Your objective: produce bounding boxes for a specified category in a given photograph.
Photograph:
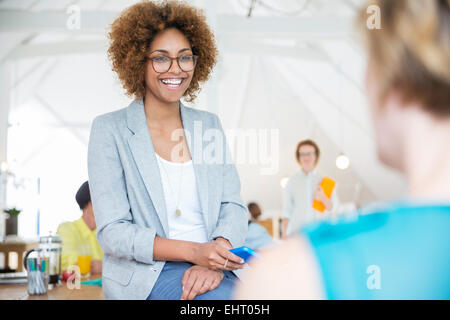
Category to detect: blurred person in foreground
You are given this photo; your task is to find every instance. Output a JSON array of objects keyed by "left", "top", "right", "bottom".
[
  {"left": 235, "top": 0, "right": 450, "bottom": 299},
  {"left": 57, "top": 181, "right": 103, "bottom": 274}
]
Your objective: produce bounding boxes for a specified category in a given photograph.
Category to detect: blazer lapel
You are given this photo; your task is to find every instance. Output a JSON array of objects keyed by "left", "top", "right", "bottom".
[
  {"left": 180, "top": 103, "right": 210, "bottom": 236},
  {"left": 127, "top": 99, "right": 169, "bottom": 237}
]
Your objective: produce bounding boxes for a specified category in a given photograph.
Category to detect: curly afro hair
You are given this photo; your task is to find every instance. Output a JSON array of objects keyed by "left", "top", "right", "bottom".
[{"left": 108, "top": 0, "right": 218, "bottom": 102}]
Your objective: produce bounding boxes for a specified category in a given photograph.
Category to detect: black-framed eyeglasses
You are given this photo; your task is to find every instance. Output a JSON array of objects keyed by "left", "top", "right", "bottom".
[{"left": 147, "top": 54, "right": 198, "bottom": 73}]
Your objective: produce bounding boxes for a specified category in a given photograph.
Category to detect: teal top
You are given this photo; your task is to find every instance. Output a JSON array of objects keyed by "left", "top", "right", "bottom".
[{"left": 300, "top": 203, "right": 450, "bottom": 300}]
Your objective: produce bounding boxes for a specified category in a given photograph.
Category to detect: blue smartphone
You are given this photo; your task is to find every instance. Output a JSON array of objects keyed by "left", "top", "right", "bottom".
[{"left": 229, "top": 246, "right": 260, "bottom": 263}]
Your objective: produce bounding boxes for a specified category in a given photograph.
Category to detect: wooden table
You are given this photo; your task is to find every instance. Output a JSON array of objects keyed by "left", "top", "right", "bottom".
[{"left": 0, "top": 275, "right": 104, "bottom": 300}]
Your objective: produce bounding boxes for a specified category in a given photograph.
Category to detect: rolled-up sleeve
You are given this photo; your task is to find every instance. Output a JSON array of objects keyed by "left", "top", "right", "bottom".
[
  {"left": 209, "top": 115, "right": 248, "bottom": 248},
  {"left": 88, "top": 116, "right": 156, "bottom": 265}
]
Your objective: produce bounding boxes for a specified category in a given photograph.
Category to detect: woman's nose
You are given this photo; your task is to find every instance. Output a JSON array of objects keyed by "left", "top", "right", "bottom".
[{"left": 168, "top": 59, "right": 182, "bottom": 74}]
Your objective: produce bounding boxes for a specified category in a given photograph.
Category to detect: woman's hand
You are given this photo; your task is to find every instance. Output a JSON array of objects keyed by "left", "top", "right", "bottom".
[
  {"left": 313, "top": 186, "right": 327, "bottom": 202},
  {"left": 191, "top": 240, "right": 245, "bottom": 271},
  {"left": 180, "top": 265, "right": 224, "bottom": 300},
  {"left": 214, "top": 237, "right": 232, "bottom": 250},
  {"left": 313, "top": 186, "right": 333, "bottom": 211}
]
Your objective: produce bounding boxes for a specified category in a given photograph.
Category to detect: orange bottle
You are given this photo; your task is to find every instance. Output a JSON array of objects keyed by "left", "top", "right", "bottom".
[{"left": 312, "top": 177, "right": 336, "bottom": 213}]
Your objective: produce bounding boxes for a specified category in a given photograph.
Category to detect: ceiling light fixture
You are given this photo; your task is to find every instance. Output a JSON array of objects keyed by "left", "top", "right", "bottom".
[{"left": 336, "top": 153, "right": 350, "bottom": 170}]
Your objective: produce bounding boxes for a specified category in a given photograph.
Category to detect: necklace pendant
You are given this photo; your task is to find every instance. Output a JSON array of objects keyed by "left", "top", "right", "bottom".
[{"left": 175, "top": 208, "right": 181, "bottom": 217}]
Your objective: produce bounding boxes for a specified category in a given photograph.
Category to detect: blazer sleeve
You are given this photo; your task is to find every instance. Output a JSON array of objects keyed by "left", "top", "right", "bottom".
[
  {"left": 87, "top": 116, "right": 157, "bottom": 265},
  {"left": 209, "top": 115, "right": 249, "bottom": 248}
]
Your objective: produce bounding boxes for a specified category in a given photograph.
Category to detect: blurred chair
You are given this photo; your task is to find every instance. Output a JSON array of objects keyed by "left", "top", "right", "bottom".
[{"left": 256, "top": 218, "right": 274, "bottom": 237}]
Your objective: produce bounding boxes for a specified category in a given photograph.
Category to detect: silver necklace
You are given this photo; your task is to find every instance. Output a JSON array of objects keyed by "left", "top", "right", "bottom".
[{"left": 157, "top": 155, "right": 183, "bottom": 217}]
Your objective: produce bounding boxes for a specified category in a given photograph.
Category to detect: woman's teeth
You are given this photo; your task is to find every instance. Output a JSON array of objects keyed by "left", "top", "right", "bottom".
[{"left": 161, "top": 79, "right": 183, "bottom": 86}]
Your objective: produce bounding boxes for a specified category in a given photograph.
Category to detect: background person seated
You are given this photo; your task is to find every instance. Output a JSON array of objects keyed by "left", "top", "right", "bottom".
[
  {"left": 57, "top": 181, "right": 103, "bottom": 274},
  {"left": 244, "top": 203, "right": 274, "bottom": 251}
]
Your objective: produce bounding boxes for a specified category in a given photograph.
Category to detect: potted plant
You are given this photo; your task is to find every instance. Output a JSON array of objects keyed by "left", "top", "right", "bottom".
[{"left": 4, "top": 207, "right": 21, "bottom": 236}]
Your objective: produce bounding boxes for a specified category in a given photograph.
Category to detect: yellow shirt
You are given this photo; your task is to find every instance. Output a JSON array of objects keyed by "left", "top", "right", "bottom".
[{"left": 56, "top": 218, "right": 104, "bottom": 271}]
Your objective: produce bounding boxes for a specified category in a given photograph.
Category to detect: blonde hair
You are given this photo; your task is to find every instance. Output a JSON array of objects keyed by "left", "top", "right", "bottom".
[{"left": 357, "top": 0, "right": 450, "bottom": 115}]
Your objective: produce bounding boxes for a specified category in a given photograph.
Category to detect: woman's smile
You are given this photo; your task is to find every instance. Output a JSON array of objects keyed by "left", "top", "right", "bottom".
[{"left": 159, "top": 77, "right": 186, "bottom": 90}]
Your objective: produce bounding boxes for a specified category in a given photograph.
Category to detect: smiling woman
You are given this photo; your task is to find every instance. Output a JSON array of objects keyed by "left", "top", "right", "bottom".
[
  {"left": 143, "top": 27, "right": 198, "bottom": 107},
  {"left": 107, "top": 0, "right": 217, "bottom": 102},
  {"left": 87, "top": 0, "right": 248, "bottom": 300}
]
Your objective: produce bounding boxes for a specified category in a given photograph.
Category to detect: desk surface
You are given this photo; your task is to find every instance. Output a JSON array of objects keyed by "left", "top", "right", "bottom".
[{"left": 0, "top": 275, "right": 104, "bottom": 300}]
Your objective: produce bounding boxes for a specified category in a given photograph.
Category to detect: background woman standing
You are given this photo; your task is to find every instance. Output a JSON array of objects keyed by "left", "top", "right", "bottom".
[{"left": 282, "top": 139, "right": 339, "bottom": 238}]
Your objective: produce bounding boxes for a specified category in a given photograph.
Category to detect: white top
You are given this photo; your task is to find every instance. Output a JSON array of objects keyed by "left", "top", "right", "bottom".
[
  {"left": 155, "top": 153, "right": 208, "bottom": 243},
  {"left": 282, "top": 170, "right": 339, "bottom": 236}
]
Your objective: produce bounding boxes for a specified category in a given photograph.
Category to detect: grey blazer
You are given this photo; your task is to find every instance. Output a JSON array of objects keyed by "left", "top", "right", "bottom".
[{"left": 87, "top": 99, "right": 248, "bottom": 300}]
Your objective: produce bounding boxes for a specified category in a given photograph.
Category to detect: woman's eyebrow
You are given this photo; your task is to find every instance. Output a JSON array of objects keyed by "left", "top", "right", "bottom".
[
  {"left": 150, "top": 49, "right": 169, "bottom": 54},
  {"left": 150, "top": 48, "right": 192, "bottom": 54}
]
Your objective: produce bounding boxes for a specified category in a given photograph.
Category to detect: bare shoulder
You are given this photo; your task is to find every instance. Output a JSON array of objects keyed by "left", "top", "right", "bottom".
[{"left": 234, "top": 235, "right": 325, "bottom": 300}]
